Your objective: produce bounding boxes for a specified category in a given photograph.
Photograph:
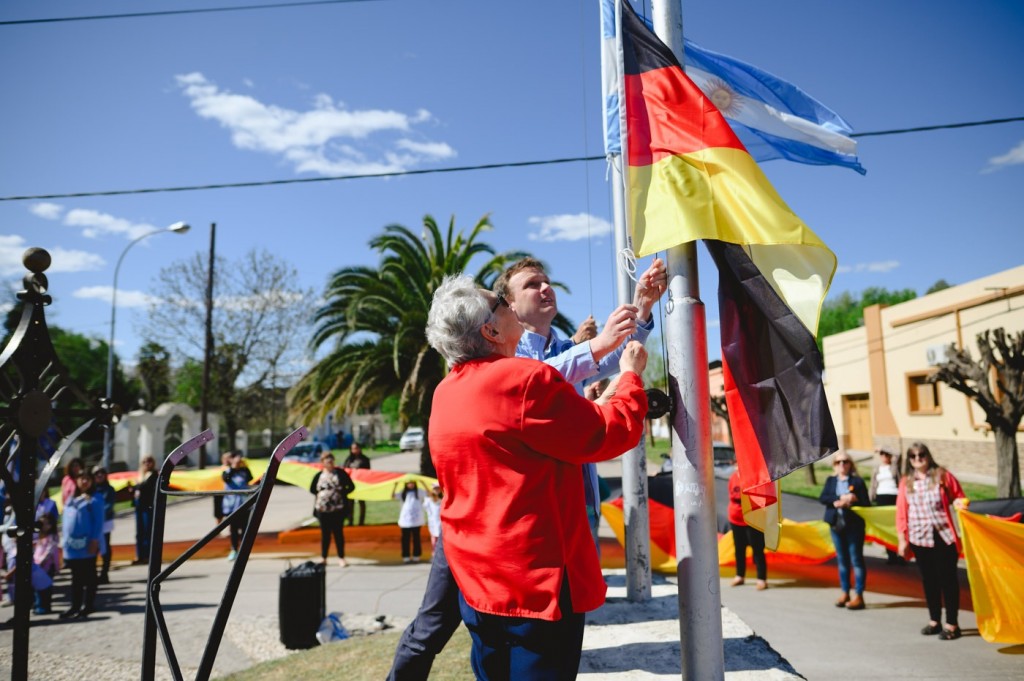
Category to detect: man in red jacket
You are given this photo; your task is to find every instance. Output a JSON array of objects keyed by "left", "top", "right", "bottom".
[{"left": 424, "top": 275, "right": 649, "bottom": 680}]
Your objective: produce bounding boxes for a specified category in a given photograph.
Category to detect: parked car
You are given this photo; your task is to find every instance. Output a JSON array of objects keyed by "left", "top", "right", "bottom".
[
  {"left": 399, "top": 427, "right": 425, "bottom": 452},
  {"left": 282, "top": 441, "right": 331, "bottom": 464},
  {"left": 658, "top": 442, "right": 736, "bottom": 478}
]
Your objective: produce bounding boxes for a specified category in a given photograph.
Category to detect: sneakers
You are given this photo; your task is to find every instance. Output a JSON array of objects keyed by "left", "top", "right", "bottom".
[
  {"left": 411, "top": 557, "right": 421, "bottom": 564},
  {"left": 845, "top": 594, "right": 865, "bottom": 610},
  {"left": 938, "top": 626, "right": 962, "bottom": 641},
  {"left": 337, "top": 558, "right": 348, "bottom": 568},
  {"left": 402, "top": 557, "right": 412, "bottom": 564},
  {"left": 59, "top": 608, "right": 80, "bottom": 620},
  {"left": 227, "top": 550, "right": 238, "bottom": 561}
]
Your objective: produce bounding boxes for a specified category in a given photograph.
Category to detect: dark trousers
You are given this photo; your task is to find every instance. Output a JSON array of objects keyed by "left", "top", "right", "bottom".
[
  {"left": 346, "top": 500, "right": 366, "bottom": 526},
  {"left": 34, "top": 587, "right": 53, "bottom": 613},
  {"left": 228, "top": 513, "right": 247, "bottom": 551},
  {"left": 731, "top": 522, "right": 767, "bottom": 581},
  {"left": 66, "top": 556, "right": 97, "bottom": 611},
  {"left": 318, "top": 510, "right": 346, "bottom": 559},
  {"left": 135, "top": 507, "right": 152, "bottom": 562},
  {"left": 100, "top": 531, "right": 112, "bottom": 578},
  {"left": 401, "top": 527, "right": 422, "bottom": 558},
  {"left": 387, "top": 536, "right": 462, "bottom": 681},
  {"left": 911, "top": 532, "right": 961, "bottom": 626},
  {"left": 459, "top": 574, "right": 584, "bottom": 681}
]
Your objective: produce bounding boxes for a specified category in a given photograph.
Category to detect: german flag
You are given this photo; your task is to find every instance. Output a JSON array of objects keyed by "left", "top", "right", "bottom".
[{"left": 618, "top": 0, "right": 837, "bottom": 543}]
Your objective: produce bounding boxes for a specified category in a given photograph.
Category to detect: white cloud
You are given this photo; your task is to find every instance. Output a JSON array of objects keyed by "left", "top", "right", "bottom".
[
  {"left": 982, "top": 140, "right": 1024, "bottom": 174},
  {"left": 526, "top": 213, "right": 613, "bottom": 242},
  {"left": 0, "top": 235, "right": 105, "bottom": 276},
  {"left": 30, "top": 202, "right": 65, "bottom": 220},
  {"left": 73, "top": 286, "right": 155, "bottom": 308},
  {"left": 63, "top": 208, "right": 161, "bottom": 240},
  {"left": 836, "top": 260, "right": 899, "bottom": 274},
  {"left": 175, "top": 72, "right": 454, "bottom": 176}
]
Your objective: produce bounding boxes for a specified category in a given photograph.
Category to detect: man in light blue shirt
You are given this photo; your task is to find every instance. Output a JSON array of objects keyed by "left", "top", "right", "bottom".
[{"left": 386, "top": 256, "right": 666, "bottom": 680}]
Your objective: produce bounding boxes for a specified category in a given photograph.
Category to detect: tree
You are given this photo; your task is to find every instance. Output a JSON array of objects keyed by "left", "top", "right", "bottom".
[
  {"left": 930, "top": 328, "right": 1023, "bottom": 498},
  {"left": 289, "top": 214, "right": 568, "bottom": 475},
  {"left": 136, "top": 341, "right": 172, "bottom": 409},
  {"left": 143, "top": 249, "right": 312, "bottom": 438},
  {"left": 817, "top": 287, "right": 918, "bottom": 352},
  {"left": 926, "top": 279, "right": 953, "bottom": 295}
]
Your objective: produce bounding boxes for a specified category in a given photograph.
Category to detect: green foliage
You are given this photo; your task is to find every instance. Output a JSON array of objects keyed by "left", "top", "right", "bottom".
[
  {"left": 926, "top": 279, "right": 953, "bottom": 294},
  {"left": 289, "top": 214, "right": 539, "bottom": 475},
  {"left": 818, "top": 286, "right": 918, "bottom": 352},
  {"left": 136, "top": 341, "right": 172, "bottom": 408}
]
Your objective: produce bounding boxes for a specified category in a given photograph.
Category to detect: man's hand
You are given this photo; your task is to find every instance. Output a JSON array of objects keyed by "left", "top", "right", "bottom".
[
  {"left": 633, "top": 257, "right": 668, "bottom": 321},
  {"left": 592, "top": 375, "right": 622, "bottom": 405},
  {"left": 619, "top": 340, "right": 648, "bottom": 376},
  {"left": 589, "top": 305, "right": 639, "bottom": 362},
  {"left": 572, "top": 315, "right": 598, "bottom": 345}
]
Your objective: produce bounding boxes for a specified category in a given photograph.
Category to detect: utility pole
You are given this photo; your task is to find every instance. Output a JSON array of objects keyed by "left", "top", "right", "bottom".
[{"left": 200, "top": 223, "right": 216, "bottom": 468}]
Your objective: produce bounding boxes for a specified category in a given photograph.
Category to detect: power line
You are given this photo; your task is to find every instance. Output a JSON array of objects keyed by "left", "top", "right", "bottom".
[
  {"left": 2, "top": 116, "right": 1022, "bottom": 202},
  {"left": 0, "top": 0, "right": 374, "bottom": 26},
  {"left": 850, "top": 116, "right": 1024, "bottom": 138}
]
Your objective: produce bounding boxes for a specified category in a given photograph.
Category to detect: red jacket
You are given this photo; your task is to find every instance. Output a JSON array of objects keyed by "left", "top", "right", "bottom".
[
  {"left": 727, "top": 470, "right": 745, "bottom": 526},
  {"left": 896, "top": 468, "right": 966, "bottom": 554},
  {"left": 430, "top": 355, "right": 647, "bottom": 621}
]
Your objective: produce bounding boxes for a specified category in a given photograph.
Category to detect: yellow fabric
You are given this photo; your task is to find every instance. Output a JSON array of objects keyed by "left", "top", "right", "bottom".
[
  {"left": 627, "top": 146, "right": 836, "bottom": 333},
  {"left": 348, "top": 473, "right": 439, "bottom": 501},
  {"left": 741, "top": 482, "right": 782, "bottom": 550},
  {"left": 960, "top": 509, "right": 1024, "bottom": 643},
  {"left": 718, "top": 519, "right": 835, "bottom": 566},
  {"left": 850, "top": 505, "right": 899, "bottom": 550}
]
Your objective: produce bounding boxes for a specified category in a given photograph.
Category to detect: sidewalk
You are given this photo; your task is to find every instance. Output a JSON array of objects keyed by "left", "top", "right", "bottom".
[{"left": 2, "top": 452, "right": 1016, "bottom": 680}]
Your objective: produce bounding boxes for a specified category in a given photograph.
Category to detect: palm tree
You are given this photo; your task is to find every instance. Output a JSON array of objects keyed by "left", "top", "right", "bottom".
[{"left": 289, "top": 214, "right": 572, "bottom": 475}]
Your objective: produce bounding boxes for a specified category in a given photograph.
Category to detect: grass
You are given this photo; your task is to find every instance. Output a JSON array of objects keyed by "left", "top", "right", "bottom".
[{"left": 216, "top": 628, "right": 475, "bottom": 681}]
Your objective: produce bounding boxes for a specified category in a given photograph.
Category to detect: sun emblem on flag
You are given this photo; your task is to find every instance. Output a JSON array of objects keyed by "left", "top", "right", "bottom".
[{"left": 701, "top": 77, "right": 742, "bottom": 117}]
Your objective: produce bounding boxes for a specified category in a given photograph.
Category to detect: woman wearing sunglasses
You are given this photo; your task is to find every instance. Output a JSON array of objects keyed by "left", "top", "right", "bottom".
[
  {"left": 896, "top": 442, "right": 969, "bottom": 641},
  {"left": 819, "top": 453, "right": 871, "bottom": 610}
]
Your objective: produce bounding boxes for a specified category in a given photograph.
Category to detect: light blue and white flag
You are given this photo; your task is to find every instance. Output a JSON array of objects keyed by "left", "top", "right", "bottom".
[{"left": 600, "top": 0, "right": 865, "bottom": 174}]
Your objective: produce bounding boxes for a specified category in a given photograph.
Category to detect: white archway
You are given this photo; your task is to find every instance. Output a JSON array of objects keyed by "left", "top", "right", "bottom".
[{"left": 113, "top": 403, "right": 220, "bottom": 469}]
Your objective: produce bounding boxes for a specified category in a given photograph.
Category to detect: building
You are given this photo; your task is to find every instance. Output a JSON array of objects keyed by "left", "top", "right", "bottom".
[{"left": 822, "top": 265, "right": 1024, "bottom": 478}]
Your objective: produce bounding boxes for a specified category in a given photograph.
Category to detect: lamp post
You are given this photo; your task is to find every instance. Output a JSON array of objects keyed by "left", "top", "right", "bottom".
[{"left": 102, "top": 221, "right": 191, "bottom": 471}]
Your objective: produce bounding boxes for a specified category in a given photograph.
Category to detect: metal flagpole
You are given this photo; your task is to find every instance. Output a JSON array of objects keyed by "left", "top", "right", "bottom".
[
  {"left": 605, "top": 0, "right": 652, "bottom": 604},
  {"left": 650, "top": 0, "right": 725, "bottom": 678}
]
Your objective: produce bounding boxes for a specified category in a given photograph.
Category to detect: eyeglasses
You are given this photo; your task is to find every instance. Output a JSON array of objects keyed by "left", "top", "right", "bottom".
[
  {"left": 908, "top": 453, "right": 927, "bottom": 461},
  {"left": 833, "top": 459, "right": 851, "bottom": 465},
  {"left": 490, "top": 294, "right": 509, "bottom": 314}
]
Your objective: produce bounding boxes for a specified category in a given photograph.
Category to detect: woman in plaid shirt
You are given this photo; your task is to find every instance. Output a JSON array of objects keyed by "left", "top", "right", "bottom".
[{"left": 896, "top": 442, "right": 969, "bottom": 641}]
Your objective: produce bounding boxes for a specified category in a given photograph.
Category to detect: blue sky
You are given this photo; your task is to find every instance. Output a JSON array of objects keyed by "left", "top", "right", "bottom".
[{"left": 2, "top": 0, "right": 1022, "bottom": 378}]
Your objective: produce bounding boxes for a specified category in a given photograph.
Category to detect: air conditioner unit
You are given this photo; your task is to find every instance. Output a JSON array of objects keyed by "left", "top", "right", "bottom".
[{"left": 925, "top": 344, "right": 952, "bottom": 366}]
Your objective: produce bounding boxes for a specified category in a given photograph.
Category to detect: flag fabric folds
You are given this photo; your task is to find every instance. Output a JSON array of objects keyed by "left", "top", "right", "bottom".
[
  {"left": 615, "top": 0, "right": 838, "bottom": 542},
  {"left": 960, "top": 509, "right": 1024, "bottom": 643},
  {"left": 601, "top": 0, "right": 863, "bottom": 174}
]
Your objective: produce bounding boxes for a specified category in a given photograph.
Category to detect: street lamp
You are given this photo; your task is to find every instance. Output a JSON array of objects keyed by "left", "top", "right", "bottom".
[{"left": 102, "top": 221, "right": 191, "bottom": 470}]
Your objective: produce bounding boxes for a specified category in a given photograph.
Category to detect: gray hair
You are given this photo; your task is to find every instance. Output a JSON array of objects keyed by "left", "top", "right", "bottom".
[{"left": 426, "top": 275, "right": 493, "bottom": 366}]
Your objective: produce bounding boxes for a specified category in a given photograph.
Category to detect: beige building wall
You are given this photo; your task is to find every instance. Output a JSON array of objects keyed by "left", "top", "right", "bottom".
[{"left": 823, "top": 265, "right": 1024, "bottom": 479}]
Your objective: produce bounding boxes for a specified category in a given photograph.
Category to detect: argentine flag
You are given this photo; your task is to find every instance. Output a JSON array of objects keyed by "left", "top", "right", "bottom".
[{"left": 602, "top": 0, "right": 865, "bottom": 174}]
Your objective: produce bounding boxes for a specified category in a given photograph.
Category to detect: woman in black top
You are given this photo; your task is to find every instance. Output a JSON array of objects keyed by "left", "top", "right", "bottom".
[
  {"left": 819, "top": 453, "right": 871, "bottom": 610},
  {"left": 310, "top": 451, "right": 355, "bottom": 567}
]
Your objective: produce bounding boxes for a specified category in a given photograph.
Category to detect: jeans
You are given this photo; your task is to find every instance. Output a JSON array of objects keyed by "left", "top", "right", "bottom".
[
  {"left": 830, "top": 523, "right": 866, "bottom": 595},
  {"left": 135, "top": 507, "right": 152, "bottom": 562},
  {"left": 458, "top": 574, "right": 584, "bottom": 681},
  {"left": 387, "top": 536, "right": 462, "bottom": 681}
]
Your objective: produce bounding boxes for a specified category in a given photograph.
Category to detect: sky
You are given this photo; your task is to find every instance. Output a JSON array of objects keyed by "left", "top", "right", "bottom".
[{"left": 2, "top": 0, "right": 1022, "bottom": 384}]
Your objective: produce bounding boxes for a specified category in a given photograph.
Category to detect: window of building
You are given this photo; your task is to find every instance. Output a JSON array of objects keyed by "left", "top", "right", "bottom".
[{"left": 906, "top": 371, "right": 941, "bottom": 415}]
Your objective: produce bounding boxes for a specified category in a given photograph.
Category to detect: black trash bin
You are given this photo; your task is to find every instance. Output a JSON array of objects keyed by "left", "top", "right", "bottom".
[{"left": 279, "top": 560, "right": 326, "bottom": 649}]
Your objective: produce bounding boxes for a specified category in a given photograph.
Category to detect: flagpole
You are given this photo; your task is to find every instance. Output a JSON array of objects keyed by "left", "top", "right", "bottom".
[
  {"left": 611, "top": 157, "right": 653, "bottom": 603},
  {"left": 603, "top": 0, "right": 652, "bottom": 603},
  {"left": 651, "top": 0, "right": 726, "bottom": 678}
]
